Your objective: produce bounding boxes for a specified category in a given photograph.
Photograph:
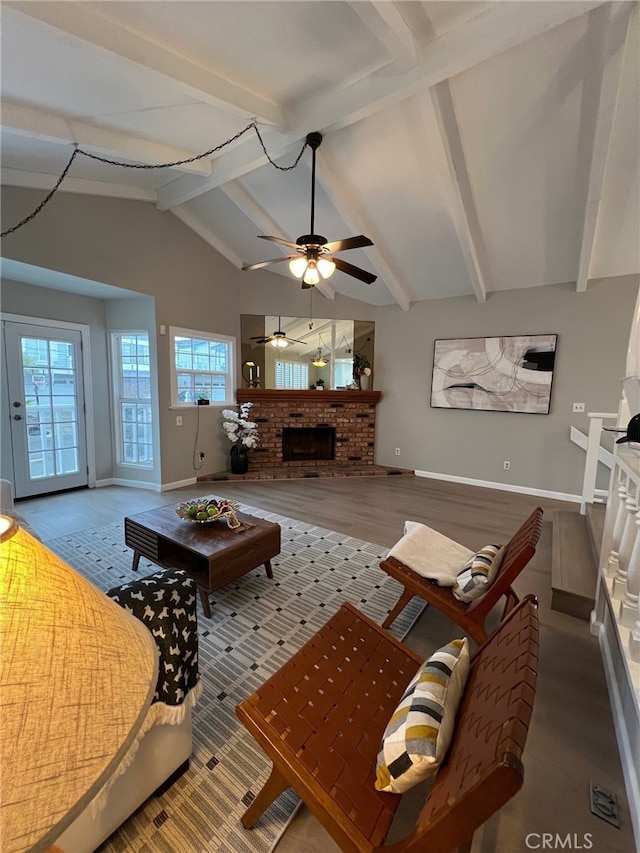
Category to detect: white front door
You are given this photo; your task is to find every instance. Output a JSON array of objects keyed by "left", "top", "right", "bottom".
[{"left": 4, "top": 321, "right": 89, "bottom": 498}]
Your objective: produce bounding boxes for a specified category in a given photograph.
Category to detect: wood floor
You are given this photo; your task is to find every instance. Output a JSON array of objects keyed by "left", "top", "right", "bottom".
[{"left": 16, "top": 477, "right": 636, "bottom": 853}]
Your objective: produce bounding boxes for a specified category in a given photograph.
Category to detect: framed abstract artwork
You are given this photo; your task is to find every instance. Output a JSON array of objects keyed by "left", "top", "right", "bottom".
[{"left": 431, "top": 334, "right": 557, "bottom": 414}]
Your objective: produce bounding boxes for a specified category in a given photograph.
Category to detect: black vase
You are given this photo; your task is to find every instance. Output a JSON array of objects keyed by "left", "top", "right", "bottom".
[{"left": 230, "top": 445, "right": 249, "bottom": 475}]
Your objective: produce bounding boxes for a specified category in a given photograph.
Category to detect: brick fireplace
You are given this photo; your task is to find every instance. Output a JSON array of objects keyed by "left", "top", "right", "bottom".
[{"left": 236, "top": 389, "right": 382, "bottom": 470}]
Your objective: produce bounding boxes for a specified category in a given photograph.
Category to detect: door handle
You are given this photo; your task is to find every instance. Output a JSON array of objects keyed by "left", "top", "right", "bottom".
[{"left": 13, "top": 414, "right": 23, "bottom": 420}]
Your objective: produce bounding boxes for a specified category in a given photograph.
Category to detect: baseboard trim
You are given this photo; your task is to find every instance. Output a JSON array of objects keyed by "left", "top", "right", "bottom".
[
  {"left": 95, "top": 478, "right": 162, "bottom": 492},
  {"left": 161, "top": 477, "right": 198, "bottom": 492},
  {"left": 414, "top": 470, "right": 581, "bottom": 504}
]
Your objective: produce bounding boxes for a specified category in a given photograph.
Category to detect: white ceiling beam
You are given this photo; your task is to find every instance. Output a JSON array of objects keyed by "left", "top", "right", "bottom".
[
  {"left": 156, "top": 135, "right": 304, "bottom": 210},
  {"left": 316, "top": 151, "right": 411, "bottom": 311},
  {"left": 576, "top": 2, "right": 635, "bottom": 292},
  {"left": 221, "top": 182, "right": 335, "bottom": 300},
  {"left": 0, "top": 168, "right": 156, "bottom": 202},
  {"left": 170, "top": 207, "right": 244, "bottom": 271},
  {"left": 292, "top": 0, "right": 607, "bottom": 134},
  {"left": 161, "top": 0, "right": 607, "bottom": 210},
  {"left": 430, "top": 82, "right": 488, "bottom": 304},
  {"left": 7, "top": 2, "right": 284, "bottom": 127},
  {"left": 347, "top": 1, "right": 418, "bottom": 71},
  {"left": 2, "top": 102, "right": 211, "bottom": 176}
]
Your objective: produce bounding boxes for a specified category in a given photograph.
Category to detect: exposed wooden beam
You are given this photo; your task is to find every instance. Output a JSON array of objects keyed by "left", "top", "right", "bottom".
[
  {"left": 162, "top": 0, "right": 607, "bottom": 210},
  {"left": 0, "top": 168, "right": 156, "bottom": 202},
  {"left": 347, "top": 1, "right": 418, "bottom": 71},
  {"left": 6, "top": 2, "right": 284, "bottom": 127},
  {"left": 316, "top": 151, "right": 411, "bottom": 311},
  {"left": 430, "top": 82, "right": 488, "bottom": 304},
  {"left": 156, "top": 135, "right": 304, "bottom": 210},
  {"left": 293, "top": 1, "right": 606, "bottom": 134},
  {"left": 221, "top": 182, "right": 335, "bottom": 300},
  {"left": 2, "top": 102, "right": 212, "bottom": 176},
  {"left": 576, "top": 3, "right": 635, "bottom": 292}
]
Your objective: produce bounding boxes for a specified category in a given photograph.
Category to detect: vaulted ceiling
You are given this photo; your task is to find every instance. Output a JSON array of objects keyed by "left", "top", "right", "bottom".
[{"left": 1, "top": 1, "right": 638, "bottom": 309}]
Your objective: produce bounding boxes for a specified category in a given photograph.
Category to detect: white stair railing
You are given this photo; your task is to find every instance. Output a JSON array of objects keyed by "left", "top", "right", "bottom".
[{"left": 574, "top": 412, "right": 617, "bottom": 514}]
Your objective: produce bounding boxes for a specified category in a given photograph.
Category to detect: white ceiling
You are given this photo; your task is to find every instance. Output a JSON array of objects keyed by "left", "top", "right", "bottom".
[{"left": 1, "top": 1, "right": 638, "bottom": 309}]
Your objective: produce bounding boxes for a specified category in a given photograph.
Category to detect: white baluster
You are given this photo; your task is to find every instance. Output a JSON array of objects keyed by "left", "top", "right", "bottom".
[
  {"left": 607, "top": 474, "right": 629, "bottom": 577},
  {"left": 619, "top": 509, "right": 640, "bottom": 627},
  {"left": 612, "top": 486, "right": 639, "bottom": 599},
  {"left": 629, "top": 598, "right": 640, "bottom": 663}
]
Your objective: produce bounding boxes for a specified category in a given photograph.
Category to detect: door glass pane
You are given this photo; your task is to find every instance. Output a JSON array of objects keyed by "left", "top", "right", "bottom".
[{"left": 21, "top": 335, "right": 80, "bottom": 478}]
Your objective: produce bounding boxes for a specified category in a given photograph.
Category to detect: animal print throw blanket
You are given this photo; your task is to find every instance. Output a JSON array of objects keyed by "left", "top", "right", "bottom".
[{"left": 107, "top": 568, "right": 201, "bottom": 723}]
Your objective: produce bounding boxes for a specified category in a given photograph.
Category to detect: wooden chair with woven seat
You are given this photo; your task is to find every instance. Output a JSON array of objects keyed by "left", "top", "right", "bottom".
[
  {"left": 237, "top": 595, "right": 539, "bottom": 853},
  {"left": 380, "top": 506, "right": 543, "bottom": 645}
]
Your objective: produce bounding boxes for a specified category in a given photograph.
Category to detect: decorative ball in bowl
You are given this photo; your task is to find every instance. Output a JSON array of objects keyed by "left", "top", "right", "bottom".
[{"left": 175, "top": 497, "right": 241, "bottom": 528}]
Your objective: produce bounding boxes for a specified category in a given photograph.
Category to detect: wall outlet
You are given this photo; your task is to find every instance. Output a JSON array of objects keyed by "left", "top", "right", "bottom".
[
  {"left": 395, "top": 448, "right": 400, "bottom": 456},
  {"left": 503, "top": 460, "right": 511, "bottom": 470},
  {"left": 199, "top": 452, "right": 205, "bottom": 460},
  {"left": 572, "top": 402, "right": 585, "bottom": 413},
  {"left": 176, "top": 415, "right": 183, "bottom": 426}
]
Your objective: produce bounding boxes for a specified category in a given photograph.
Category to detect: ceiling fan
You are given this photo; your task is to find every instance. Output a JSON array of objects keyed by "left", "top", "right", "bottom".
[
  {"left": 250, "top": 317, "right": 306, "bottom": 348},
  {"left": 242, "top": 132, "right": 377, "bottom": 288}
]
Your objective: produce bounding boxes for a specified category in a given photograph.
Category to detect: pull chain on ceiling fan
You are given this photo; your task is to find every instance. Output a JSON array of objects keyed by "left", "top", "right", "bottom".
[{"left": 242, "top": 132, "right": 377, "bottom": 288}]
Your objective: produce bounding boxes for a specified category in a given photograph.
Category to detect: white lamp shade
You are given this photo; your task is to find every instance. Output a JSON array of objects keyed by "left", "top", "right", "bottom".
[
  {"left": 0, "top": 518, "right": 158, "bottom": 853},
  {"left": 303, "top": 265, "right": 320, "bottom": 285},
  {"left": 288, "top": 256, "right": 308, "bottom": 278},
  {"left": 316, "top": 258, "right": 336, "bottom": 279}
]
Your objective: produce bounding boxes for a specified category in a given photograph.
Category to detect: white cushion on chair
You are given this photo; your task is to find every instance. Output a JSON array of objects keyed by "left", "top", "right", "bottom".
[{"left": 387, "top": 521, "right": 473, "bottom": 586}]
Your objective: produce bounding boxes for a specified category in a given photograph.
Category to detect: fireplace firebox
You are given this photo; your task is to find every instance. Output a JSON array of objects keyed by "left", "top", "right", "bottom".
[{"left": 282, "top": 427, "right": 336, "bottom": 462}]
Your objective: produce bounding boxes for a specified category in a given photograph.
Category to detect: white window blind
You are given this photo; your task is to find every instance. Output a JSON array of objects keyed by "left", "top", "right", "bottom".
[{"left": 275, "top": 360, "right": 309, "bottom": 390}]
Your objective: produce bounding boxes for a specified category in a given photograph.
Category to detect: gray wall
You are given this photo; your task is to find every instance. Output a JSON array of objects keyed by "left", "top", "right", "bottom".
[
  {"left": 1, "top": 187, "right": 375, "bottom": 485},
  {"left": 3, "top": 186, "right": 636, "bottom": 496},
  {"left": 374, "top": 276, "right": 639, "bottom": 497},
  {"left": 0, "top": 279, "right": 113, "bottom": 482}
]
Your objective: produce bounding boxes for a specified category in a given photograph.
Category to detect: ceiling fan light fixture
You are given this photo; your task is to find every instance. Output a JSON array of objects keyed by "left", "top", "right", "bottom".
[
  {"left": 289, "top": 256, "right": 308, "bottom": 278},
  {"left": 317, "top": 257, "right": 336, "bottom": 279},
  {"left": 270, "top": 335, "right": 288, "bottom": 348},
  {"left": 303, "top": 261, "right": 320, "bottom": 286}
]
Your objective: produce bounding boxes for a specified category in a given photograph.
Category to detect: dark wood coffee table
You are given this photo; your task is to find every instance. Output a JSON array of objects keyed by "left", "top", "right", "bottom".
[{"left": 124, "top": 503, "right": 281, "bottom": 618}]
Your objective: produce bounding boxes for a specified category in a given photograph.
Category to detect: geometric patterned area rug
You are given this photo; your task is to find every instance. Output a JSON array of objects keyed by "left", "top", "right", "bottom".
[{"left": 45, "top": 502, "right": 425, "bottom": 853}]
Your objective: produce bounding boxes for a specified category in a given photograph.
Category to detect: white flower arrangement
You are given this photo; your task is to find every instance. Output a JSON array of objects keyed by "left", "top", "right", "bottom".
[{"left": 221, "top": 402, "right": 258, "bottom": 450}]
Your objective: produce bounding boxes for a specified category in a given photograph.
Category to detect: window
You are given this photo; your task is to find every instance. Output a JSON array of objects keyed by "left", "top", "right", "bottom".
[
  {"left": 276, "top": 360, "right": 309, "bottom": 390},
  {"left": 334, "top": 358, "right": 353, "bottom": 389},
  {"left": 110, "top": 332, "right": 153, "bottom": 467},
  {"left": 170, "top": 327, "right": 234, "bottom": 406}
]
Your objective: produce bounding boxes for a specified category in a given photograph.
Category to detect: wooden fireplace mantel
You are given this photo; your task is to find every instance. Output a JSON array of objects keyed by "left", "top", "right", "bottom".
[{"left": 236, "top": 389, "right": 381, "bottom": 404}]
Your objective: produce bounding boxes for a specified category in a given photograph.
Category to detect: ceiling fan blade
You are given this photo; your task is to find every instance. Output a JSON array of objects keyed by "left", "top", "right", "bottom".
[
  {"left": 332, "top": 256, "right": 377, "bottom": 284},
  {"left": 242, "top": 255, "right": 296, "bottom": 272},
  {"left": 257, "top": 235, "right": 300, "bottom": 249},
  {"left": 323, "top": 235, "right": 373, "bottom": 253}
]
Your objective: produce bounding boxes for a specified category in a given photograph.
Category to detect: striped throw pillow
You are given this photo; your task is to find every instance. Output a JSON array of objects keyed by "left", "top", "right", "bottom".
[
  {"left": 452, "top": 544, "right": 504, "bottom": 603},
  {"left": 374, "top": 637, "right": 470, "bottom": 794}
]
